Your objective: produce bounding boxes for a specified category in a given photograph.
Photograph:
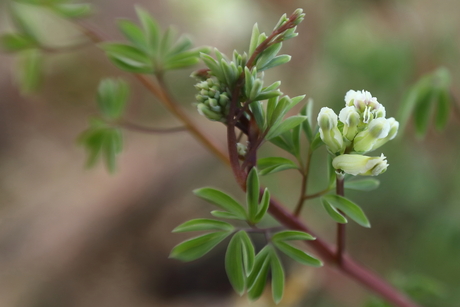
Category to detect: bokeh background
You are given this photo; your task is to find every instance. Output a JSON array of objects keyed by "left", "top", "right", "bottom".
[{"left": 0, "top": 0, "right": 459, "bottom": 306}]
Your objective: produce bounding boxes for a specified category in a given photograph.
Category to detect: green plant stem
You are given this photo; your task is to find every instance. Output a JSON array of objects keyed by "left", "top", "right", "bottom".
[
  {"left": 336, "top": 175, "right": 346, "bottom": 265},
  {"left": 303, "top": 188, "right": 332, "bottom": 200},
  {"left": 69, "top": 20, "right": 421, "bottom": 307},
  {"left": 115, "top": 120, "right": 187, "bottom": 134},
  {"left": 293, "top": 148, "right": 313, "bottom": 216}
]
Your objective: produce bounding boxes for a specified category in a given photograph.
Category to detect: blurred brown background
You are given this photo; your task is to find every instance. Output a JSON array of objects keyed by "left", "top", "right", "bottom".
[{"left": 0, "top": 0, "right": 459, "bottom": 306}]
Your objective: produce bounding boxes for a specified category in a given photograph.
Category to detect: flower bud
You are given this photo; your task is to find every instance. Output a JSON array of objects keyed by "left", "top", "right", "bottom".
[
  {"left": 353, "top": 118, "right": 390, "bottom": 153},
  {"left": 332, "top": 153, "right": 389, "bottom": 176},
  {"left": 371, "top": 117, "right": 399, "bottom": 151},
  {"left": 318, "top": 107, "right": 344, "bottom": 154},
  {"left": 339, "top": 106, "right": 360, "bottom": 141}
]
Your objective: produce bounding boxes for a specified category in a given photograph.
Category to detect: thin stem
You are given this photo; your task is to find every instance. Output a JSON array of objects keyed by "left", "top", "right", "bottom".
[
  {"left": 293, "top": 148, "right": 313, "bottom": 216},
  {"left": 115, "top": 120, "right": 187, "bottom": 134},
  {"left": 303, "top": 187, "right": 332, "bottom": 200},
  {"left": 336, "top": 174, "right": 346, "bottom": 265}
]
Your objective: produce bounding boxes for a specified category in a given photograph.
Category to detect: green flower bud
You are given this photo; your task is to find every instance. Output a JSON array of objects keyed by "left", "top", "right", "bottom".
[
  {"left": 371, "top": 117, "right": 399, "bottom": 151},
  {"left": 353, "top": 118, "right": 390, "bottom": 153},
  {"left": 318, "top": 107, "right": 344, "bottom": 154},
  {"left": 197, "top": 103, "right": 222, "bottom": 121},
  {"left": 194, "top": 77, "right": 231, "bottom": 122},
  {"left": 237, "top": 143, "right": 247, "bottom": 156},
  {"left": 333, "top": 154, "right": 389, "bottom": 176}
]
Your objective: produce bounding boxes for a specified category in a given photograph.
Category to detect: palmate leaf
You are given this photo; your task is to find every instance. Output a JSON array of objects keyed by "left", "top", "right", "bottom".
[
  {"left": 101, "top": 43, "right": 154, "bottom": 73},
  {"left": 169, "top": 231, "right": 231, "bottom": 262},
  {"left": 78, "top": 120, "right": 123, "bottom": 173}
]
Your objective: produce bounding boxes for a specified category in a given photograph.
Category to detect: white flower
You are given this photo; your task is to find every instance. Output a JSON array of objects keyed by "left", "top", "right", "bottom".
[
  {"left": 344, "top": 89, "right": 381, "bottom": 113},
  {"left": 332, "top": 154, "right": 389, "bottom": 176},
  {"left": 353, "top": 118, "right": 391, "bottom": 153},
  {"left": 339, "top": 106, "right": 360, "bottom": 141},
  {"left": 317, "top": 107, "right": 344, "bottom": 154}
]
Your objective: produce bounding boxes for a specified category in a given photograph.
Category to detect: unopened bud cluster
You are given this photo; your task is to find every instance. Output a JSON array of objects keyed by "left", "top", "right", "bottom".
[
  {"left": 318, "top": 90, "right": 399, "bottom": 176},
  {"left": 194, "top": 78, "right": 231, "bottom": 122}
]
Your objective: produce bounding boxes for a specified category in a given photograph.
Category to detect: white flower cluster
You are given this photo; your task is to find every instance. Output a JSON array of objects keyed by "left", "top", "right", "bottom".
[{"left": 317, "top": 90, "right": 399, "bottom": 176}]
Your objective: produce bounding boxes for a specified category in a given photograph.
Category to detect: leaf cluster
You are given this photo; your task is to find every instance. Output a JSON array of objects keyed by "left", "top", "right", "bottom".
[{"left": 101, "top": 6, "right": 210, "bottom": 74}]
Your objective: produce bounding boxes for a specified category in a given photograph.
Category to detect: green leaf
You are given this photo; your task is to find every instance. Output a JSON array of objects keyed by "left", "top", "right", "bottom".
[
  {"left": 256, "top": 42, "right": 282, "bottom": 71},
  {"left": 247, "top": 246, "right": 271, "bottom": 301},
  {"left": 273, "top": 241, "right": 322, "bottom": 267},
  {"left": 239, "top": 231, "right": 255, "bottom": 275},
  {"left": 322, "top": 199, "right": 348, "bottom": 224},
  {"left": 249, "top": 101, "right": 265, "bottom": 130},
  {"left": 210, "top": 210, "right": 246, "bottom": 221},
  {"left": 321, "top": 194, "right": 371, "bottom": 228},
  {"left": 194, "top": 188, "right": 247, "bottom": 219},
  {"left": 258, "top": 54, "right": 291, "bottom": 71},
  {"left": 246, "top": 168, "right": 260, "bottom": 222},
  {"left": 254, "top": 188, "right": 270, "bottom": 223},
  {"left": 225, "top": 232, "right": 246, "bottom": 295},
  {"left": 344, "top": 178, "right": 380, "bottom": 191},
  {"left": 310, "top": 131, "right": 324, "bottom": 151},
  {"left": 103, "top": 128, "right": 123, "bottom": 172},
  {"left": 169, "top": 231, "right": 231, "bottom": 262},
  {"left": 16, "top": 49, "right": 43, "bottom": 94},
  {"left": 9, "top": 2, "right": 40, "bottom": 42},
  {"left": 167, "top": 35, "right": 193, "bottom": 56},
  {"left": 117, "top": 19, "right": 148, "bottom": 52},
  {"left": 200, "top": 53, "right": 225, "bottom": 82},
  {"left": 159, "top": 26, "right": 177, "bottom": 57},
  {"left": 266, "top": 115, "right": 307, "bottom": 140},
  {"left": 291, "top": 122, "right": 301, "bottom": 158},
  {"left": 164, "top": 56, "right": 200, "bottom": 70},
  {"left": 300, "top": 99, "right": 314, "bottom": 142},
  {"left": 248, "top": 23, "right": 260, "bottom": 56},
  {"left": 269, "top": 136, "right": 295, "bottom": 155},
  {"left": 413, "top": 87, "right": 435, "bottom": 137},
  {"left": 327, "top": 155, "right": 336, "bottom": 188},
  {"left": 172, "top": 219, "right": 234, "bottom": 233},
  {"left": 0, "top": 33, "right": 37, "bottom": 52},
  {"left": 101, "top": 43, "right": 154, "bottom": 73},
  {"left": 53, "top": 3, "right": 93, "bottom": 19},
  {"left": 135, "top": 6, "right": 161, "bottom": 55},
  {"left": 272, "top": 230, "right": 315, "bottom": 242},
  {"left": 257, "top": 156, "right": 298, "bottom": 176},
  {"left": 435, "top": 89, "right": 451, "bottom": 131},
  {"left": 270, "top": 249, "right": 285, "bottom": 304},
  {"left": 97, "top": 78, "right": 129, "bottom": 120}
]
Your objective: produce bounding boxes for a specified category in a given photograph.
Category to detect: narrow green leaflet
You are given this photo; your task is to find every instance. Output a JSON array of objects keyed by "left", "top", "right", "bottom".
[
  {"left": 310, "top": 131, "right": 324, "bottom": 151},
  {"left": 16, "top": 49, "right": 43, "bottom": 94},
  {"left": 248, "top": 23, "right": 260, "bottom": 57},
  {"left": 97, "top": 78, "right": 129, "bottom": 120},
  {"left": 344, "top": 178, "right": 380, "bottom": 191},
  {"left": 193, "top": 188, "right": 247, "bottom": 219},
  {"left": 273, "top": 241, "right": 322, "bottom": 267},
  {"left": 259, "top": 54, "right": 291, "bottom": 72},
  {"left": 246, "top": 168, "right": 260, "bottom": 222},
  {"left": 52, "top": 3, "right": 93, "bottom": 19},
  {"left": 247, "top": 246, "right": 271, "bottom": 301},
  {"left": 117, "top": 19, "right": 148, "bottom": 52},
  {"left": 135, "top": 6, "right": 161, "bottom": 55},
  {"left": 169, "top": 231, "right": 231, "bottom": 262},
  {"left": 300, "top": 99, "right": 314, "bottom": 142},
  {"left": 435, "top": 89, "right": 451, "bottom": 131},
  {"left": 0, "top": 33, "right": 37, "bottom": 52},
  {"left": 265, "top": 115, "right": 307, "bottom": 140},
  {"left": 271, "top": 230, "right": 315, "bottom": 242},
  {"left": 270, "top": 248, "right": 285, "bottom": 304},
  {"left": 254, "top": 188, "right": 270, "bottom": 223},
  {"left": 321, "top": 194, "right": 371, "bottom": 228},
  {"left": 225, "top": 232, "right": 246, "bottom": 295},
  {"left": 322, "top": 199, "right": 348, "bottom": 224},
  {"left": 239, "top": 231, "right": 255, "bottom": 275},
  {"left": 172, "top": 219, "right": 234, "bottom": 233},
  {"left": 269, "top": 136, "right": 296, "bottom": 156},
  {"left": 327, "top": 155, "right": 336, "bottom": 188},
  {"left": 210, "top": 211, "right": 245, "bottom": 220},
  {"left": 101, "top": 43, "right": 154, "bottom": 73},
  {"left": 257, "top": 157, "right": 298, "bottom": 176},
  {"left": 413, "top": 87, "right": 434, "bottom": 137}
]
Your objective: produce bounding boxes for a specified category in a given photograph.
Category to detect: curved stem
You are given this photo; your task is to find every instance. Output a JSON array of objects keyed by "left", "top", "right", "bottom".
[{"left": 293, "top": 148, "right": 313, "bottom": 216}]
